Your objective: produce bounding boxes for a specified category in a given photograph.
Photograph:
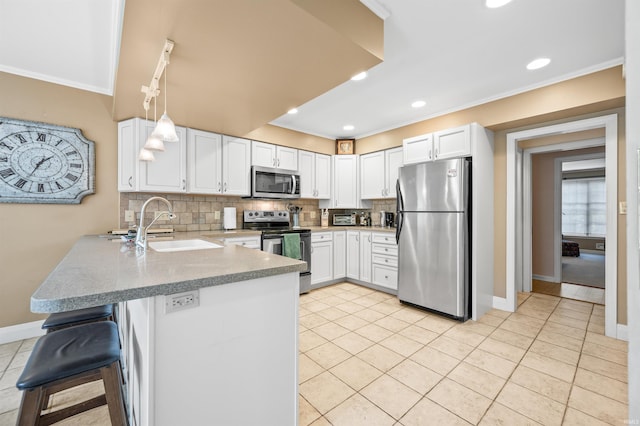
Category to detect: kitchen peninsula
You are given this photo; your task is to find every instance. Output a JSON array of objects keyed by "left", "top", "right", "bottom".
[{"left": 30, "top": 233, "right": 307, "bottom": 426}]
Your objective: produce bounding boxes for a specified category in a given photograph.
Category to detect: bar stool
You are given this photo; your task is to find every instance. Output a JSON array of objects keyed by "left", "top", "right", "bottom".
[
  {"left": 16, "top": 321, "right": 128, "bottom": 426},
  {"left": 41, "top": 304, "right": 114, "bottom": 333}
]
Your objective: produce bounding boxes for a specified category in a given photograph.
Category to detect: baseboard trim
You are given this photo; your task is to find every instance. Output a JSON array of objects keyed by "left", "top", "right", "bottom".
[
  {"left": 617, "top": 323, "right": 628, "bottom": 341},
  {"left": 492, "top": 296, "right": 513, "bottom": 312},
  {"left": 532, "top": 274, "right": 557, "bottom": 283},
  {"left": 0, "top": 320, "right": 45, "bottom": 345}
]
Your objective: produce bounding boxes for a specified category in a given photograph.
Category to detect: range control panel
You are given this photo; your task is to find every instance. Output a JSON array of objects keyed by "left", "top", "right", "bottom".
[{"left": 243, "top": 210, "right": 290, "bottom": 223}]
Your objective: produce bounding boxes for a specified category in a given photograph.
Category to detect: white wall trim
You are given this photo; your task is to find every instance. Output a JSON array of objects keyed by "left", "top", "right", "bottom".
[
  {"left": 616, "top": 324, "right": 629, "bottom": 342},
  {"left": 532, "top": 274, "right": 556, "bottom": 283},
  {"left": 492, "top": 296, "right": 510, "bottom": 312},
  {"left": 0, "top": 320, "right": 45, "bottom": 345},
  {"left": 506, "top": 114, "right": 618, "bottom": 338}
]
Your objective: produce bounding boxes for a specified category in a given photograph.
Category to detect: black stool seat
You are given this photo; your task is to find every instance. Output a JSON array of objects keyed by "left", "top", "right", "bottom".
[
  {"left": 16, "top": 321, "right": 127, "bottom": 426},
  {"left": 18, "top": 321, "right": 120, "bottom": 389},
  {"left": 41, "top": 304, "right": 114, "bottom": 332}
]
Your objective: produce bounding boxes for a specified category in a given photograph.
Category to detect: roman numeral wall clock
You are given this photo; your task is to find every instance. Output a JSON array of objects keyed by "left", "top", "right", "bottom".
[{"left": 0, "top": 117, "right": 95, "bottom": 204}]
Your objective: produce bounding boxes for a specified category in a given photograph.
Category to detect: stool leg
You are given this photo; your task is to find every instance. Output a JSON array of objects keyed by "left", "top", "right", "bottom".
[
  {"left": 101, "top": 361, "right": 128, "bottom": 426},
  {"left": 17, "top": 387, "right": 47, "bottom": 426}
]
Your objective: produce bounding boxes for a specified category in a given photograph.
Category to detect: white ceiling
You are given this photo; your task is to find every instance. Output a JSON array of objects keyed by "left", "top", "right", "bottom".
[
  {"left": 0, "top": 0, "right": 625, "bottom": 140},
  {"left": 272, "top": 0, "right": 625, "bottom": 139}
]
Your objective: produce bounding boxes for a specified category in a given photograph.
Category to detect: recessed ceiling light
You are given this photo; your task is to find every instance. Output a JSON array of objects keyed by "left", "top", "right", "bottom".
[
  {"left": 343, "top": 125, "right": 355, "bottom": 131},
  {"left": 411, "top": 100, "right": 426, "bottom": 108},
  {"left": 526, "top": 57, "right": 551, "bottom": 70},
  {"left": 485, "top": 0, "right": 512, "bottom": 8},
  {"left": 287, "top": 108, "right": 298, "bottom": 114},
  {"left": 351, "top": 72, "right": 367, "bottom": 81}
]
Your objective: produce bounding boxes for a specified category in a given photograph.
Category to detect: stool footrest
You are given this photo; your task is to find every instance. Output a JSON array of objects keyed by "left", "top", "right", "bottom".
[{"left": 39, "top": 394, "right": 107, "bottom": 426}]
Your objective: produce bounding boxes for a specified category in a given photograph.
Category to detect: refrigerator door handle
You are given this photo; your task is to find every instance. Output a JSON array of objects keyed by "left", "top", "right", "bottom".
[{"left": 396, "top": 179, "right": 403, "bottom": 244}]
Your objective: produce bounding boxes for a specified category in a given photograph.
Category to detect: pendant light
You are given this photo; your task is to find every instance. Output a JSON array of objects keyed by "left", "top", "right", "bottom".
[
  {"left": 152, "top": 55, "right": 179, "bottom": 142},
  {"left": 144, "top": 95, "right": 165, "bottom": 151},
  {"left": 138, "top": 147, "right": 155, "bottom": 161}
]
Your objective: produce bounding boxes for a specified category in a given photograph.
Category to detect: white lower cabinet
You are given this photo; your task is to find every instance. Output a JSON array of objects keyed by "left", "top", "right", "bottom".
[
  {"left": 346, "top": 231, "right": 360, "bottom": 280},
  {"left": 333, "top": 231, "right": 346, "bottom": 279},
  {"left": 359, "top": 231, "right": 372, "bottom": 283},
  {"left": 311, "top": 232, "right": 333, "bottom": 285},
  {"left": 371, "top": 232, "right": 398, "bottom": 290}
]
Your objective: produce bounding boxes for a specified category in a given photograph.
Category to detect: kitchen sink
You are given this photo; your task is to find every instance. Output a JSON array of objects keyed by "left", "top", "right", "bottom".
[{"left": 148, "top": 239, "right": 223, "bottom": 252}]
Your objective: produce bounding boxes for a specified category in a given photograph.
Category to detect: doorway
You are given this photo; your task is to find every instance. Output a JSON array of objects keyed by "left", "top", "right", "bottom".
[
  {"left": 530, "top": 150, "right": 606, "bottom": 304},
  {"left": 506, "top": 114, "right": 618, "bottom": 338}
]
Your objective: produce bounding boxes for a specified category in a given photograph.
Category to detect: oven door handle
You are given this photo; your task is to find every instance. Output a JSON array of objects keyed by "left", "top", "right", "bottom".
[{"left": 262, "top": 238, "right": 282, "bottom": 254}]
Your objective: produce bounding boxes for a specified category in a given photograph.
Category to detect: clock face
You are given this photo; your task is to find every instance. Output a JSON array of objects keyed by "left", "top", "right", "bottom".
[{"left": 0, "top": 117, "right": 95, "bottom": 204}]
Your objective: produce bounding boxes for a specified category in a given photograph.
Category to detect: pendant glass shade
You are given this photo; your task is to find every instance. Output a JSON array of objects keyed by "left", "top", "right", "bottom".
[
  {"left": 153, "top": 113, "right": 179, "bottom": 142},
  {"left": 144, "top": 132, "right": 165, "bottom": 151},
  {"left": 138, "top": 148, "right": 155, "bottom": 162}
]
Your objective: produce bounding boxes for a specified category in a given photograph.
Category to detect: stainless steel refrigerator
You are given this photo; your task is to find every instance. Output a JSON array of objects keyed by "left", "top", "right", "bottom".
[{"left": 395, "top": 158, "right": 470, "bottom": 320}]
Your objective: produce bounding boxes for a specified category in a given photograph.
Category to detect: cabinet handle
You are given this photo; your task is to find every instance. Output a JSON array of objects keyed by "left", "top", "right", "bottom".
[
  {"left": 218, "top": 182, "right": 222, "bottom": 192},
  {"left": 128, "top": 176, "right": 133, "bottom": 187},
  {"left": 277, "top": 158, "right": 280, "bottom": 167},
  {"left": 428, "top": 149, "right": 432, "bottom": 160},
  {"left": 182, "top": 179, "right": 186, "bottom": 191},
  {"left": 434, "top": 148, "right": 439, "bottom": 159},
  {"left": 224, "top": 182, "right": 228, "bottom": 192},
  {"left": 368, "top": 235, "right": 371, "bottom": 242},
  {"left": 356, "top": 234, "right": 359, "bottom": 242}
]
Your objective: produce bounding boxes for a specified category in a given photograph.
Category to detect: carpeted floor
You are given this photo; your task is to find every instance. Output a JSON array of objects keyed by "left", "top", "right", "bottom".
[{"left": 562, "top": 253, "right": 605, "bottom": 288}]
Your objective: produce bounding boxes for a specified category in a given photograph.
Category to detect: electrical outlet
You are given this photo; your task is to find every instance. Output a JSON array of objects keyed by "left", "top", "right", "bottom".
[
  {"left": 165, "top": 290, "right": 200, "bottom": 313},
  {"left": 310, "top": 211, "right": 316, "bottom": 219},
  {"left": 124, "top": 210, "right": 135, "bottom": 222},
  {"left": 214, "top": 211, "right": 220, "bottom": 220},
  {"left": 596, "top": 242, "right": 605, "bottom": 250},
  {"left": 155, "top": 210, "right": 170, "bottom": 220},
  {"left": 619, "top": 201, "right": 627, "bottom": 215}
]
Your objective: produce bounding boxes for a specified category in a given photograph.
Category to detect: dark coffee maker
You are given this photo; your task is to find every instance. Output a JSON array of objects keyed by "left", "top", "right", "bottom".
[{"left": 384, "top": 212, "right": 395, "bottom": 227}]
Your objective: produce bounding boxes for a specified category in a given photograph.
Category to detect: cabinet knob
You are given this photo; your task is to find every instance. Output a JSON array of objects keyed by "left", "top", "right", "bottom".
[
  {"left": 218, "top": 182, "right": 222, "bottom": 192},
  {"left": 384, "top": 275, "right": 388, "bottom": 279},
  {"left": 182, "top": 179, "right": 186, "bottom": 191},
  {"left": 224, "top": 182, "right": 228, "bottom": 192}
]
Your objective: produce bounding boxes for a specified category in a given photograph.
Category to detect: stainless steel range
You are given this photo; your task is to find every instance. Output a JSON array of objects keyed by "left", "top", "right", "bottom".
[{"left": 243, "top": 210, "right": 311, "bottom": 294}]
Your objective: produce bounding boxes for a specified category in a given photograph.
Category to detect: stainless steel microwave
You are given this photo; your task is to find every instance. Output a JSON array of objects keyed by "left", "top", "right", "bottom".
[{"left": 250, "top": 166, "right": 300, "bottom": 199}]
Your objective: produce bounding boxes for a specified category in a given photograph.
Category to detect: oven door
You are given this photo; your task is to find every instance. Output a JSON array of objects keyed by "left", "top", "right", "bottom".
[
  {"left": 252, "top": 166, "right": 300, "bottom": 199},
  {"left": 262, "top": 234, "right": 310, "bottom": 275}
]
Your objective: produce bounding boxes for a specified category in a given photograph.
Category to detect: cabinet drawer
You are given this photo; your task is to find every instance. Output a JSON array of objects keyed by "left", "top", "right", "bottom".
[
  {"left": 372, "top": 253, "right": 398, "bottom": 267},
  {"left": 372, "top": 264, "right": 398, "bottom": 290},
  {"left": 312, "top": 232, "right": 333, "bottom": 242},
  {"left": 224, "top": 237, "right": 260, "bottom": 249},
  {"left": 372, "top": 243, "right": 398, "bottom": 256},
  {"left": 372, "top": 233, "right": 396, "bottom": 245}
]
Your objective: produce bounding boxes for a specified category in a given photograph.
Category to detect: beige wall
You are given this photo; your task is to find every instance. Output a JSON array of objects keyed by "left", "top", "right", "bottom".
[
  {"left": 0, "top": 72, "right": 120, "bottom": 327},
  {"left": 531, "top": 146, "right": 606, "bottom": 278}
]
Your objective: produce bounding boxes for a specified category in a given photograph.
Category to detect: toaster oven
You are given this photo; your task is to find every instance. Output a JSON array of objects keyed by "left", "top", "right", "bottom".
[{"left": 333, "top": 213, "right": 356, "bottom": 226}]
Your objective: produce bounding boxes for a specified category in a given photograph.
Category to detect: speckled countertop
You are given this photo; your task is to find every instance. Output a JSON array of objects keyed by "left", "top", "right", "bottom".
[{"left": 31, "top": 232, "right": 306, "bottom": 314}]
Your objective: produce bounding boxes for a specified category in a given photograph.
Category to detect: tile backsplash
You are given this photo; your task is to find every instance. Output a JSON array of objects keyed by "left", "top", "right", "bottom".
[{"left": 120, "top": 193, "right": 398, "bottom": 231}]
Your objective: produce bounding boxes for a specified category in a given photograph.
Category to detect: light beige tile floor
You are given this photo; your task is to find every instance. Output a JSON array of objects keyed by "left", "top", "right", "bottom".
[{"left": 0, "top": 283, "right": 629, "bottom": 425}]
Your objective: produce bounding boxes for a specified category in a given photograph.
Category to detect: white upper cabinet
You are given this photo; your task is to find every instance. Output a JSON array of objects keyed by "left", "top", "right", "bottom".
[
  {"left": 319, "top": 155, "right": 371, "bottom": 209},
  {"left": 222, "top": 136, "right": 251, "bottom": 196},
  {"left": 251, "top": 141, "right": 297, "bottom": 170},
  {"left": 360, "top": 147, "right": 403, "bottom": 199},
  {"left": 298, "top": 150, "right": 331, "bottom": 199},
  {"left": 119, "top": 117, "right": 188, "bottom": 193},
  {"left": 403, "top": 124, "right": 471, "bottom": 164},
  {"left": 433, "top": 124, "right": 471, "bottom": 160},
  {"left": 385, "top": 147, "right": 403, "bottom": 198},
  {"left": 187, "top": 129, "right": 222, "bottom": 194}
]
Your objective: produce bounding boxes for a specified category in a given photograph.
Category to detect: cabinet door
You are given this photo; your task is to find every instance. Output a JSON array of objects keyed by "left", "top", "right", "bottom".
[
  {"left": 333, "top": 155, "right": 358, "bottom": 208},
  {"left": 333, "top": 231, "right": 346, "bottom": 279},
  {"left": 187, "top": 129, "right": 222, "bottom": 194},
  {"left": 433, "top": 124, "right": 471, "bottom": 160},
  {"left": 311, "top": 241, "right": 333, "bottom": 284},
  {"left": 276, "top": 146, "right": 298, "bottom": 170},
  {"left": 297, "top": 150, "right": 315, "bottom": 198},
  {"left": 360, "top": 151, "right": 385, "bottom": 199},
  {"left": 346, "top": 231, "right": 360, "bottom": 279},
  {"left": 251, "top": 140, "right": 276, "bottom": 167},
  {"left": 403, "top": 133, "right": 433, "bottom": 164},
  {"left": 360, "top": 231, "right": 372, "bottom": 283},
  {"left": 315, "top": 154, "right": 331, "bottom": 199},
  {"left": 118, "top": 119, "right": 138, "bottom": 191},
  {"left": 385, "top": 147, "right": 403, "bottom": 198},
  {"left": 139, "top": 124, "right": 187, "bottom": 193},
  {"left": 223, "top": 136, "right": 251, "bottom": 196}
]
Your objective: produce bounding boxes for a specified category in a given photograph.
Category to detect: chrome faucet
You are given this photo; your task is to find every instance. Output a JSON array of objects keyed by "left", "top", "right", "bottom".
[{"left": 135, "top": 196, "right": 176, "bottom": 251}]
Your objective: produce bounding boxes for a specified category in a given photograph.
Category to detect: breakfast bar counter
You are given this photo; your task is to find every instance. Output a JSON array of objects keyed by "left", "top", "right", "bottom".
[{"left": 30, "top": 233, "right": 305, "bottom": 426}]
